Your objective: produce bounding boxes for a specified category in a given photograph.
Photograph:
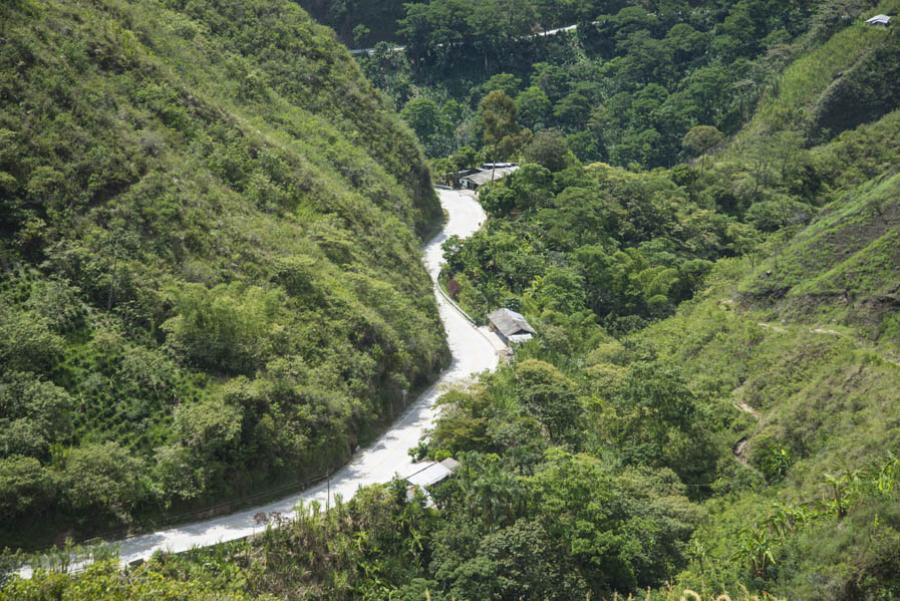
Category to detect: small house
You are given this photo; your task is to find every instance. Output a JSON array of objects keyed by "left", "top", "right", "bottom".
[
  {"left": 865, "top": 14, "right": 891, "bottom": 26},
  {"left": 458, "top": 164, "right": 519, "bottom": 190},
  {"left": 405, "top": 458, "right": 461, "bottom": 504},
  {"left": 487, "top": 308, "right": 536, "bottom": 345},
  {"left": 452, "top": 168, "right": 481, "bottom": 188}
]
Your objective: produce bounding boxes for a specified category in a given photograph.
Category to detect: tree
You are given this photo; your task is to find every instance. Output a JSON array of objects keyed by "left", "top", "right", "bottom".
[
  {"left": 745, "top": 196, "right": 815, "bottom": 232},
  {"left": 529, "top": 450, "right": 698, "bottom": 593},
  {"left": 351, "top": 24, "right": 370, "bottom": 47},
  {"left": 502, "top": 163, "right": 553, "bottom": 212},
  {"left": 399, "top": 0, "right": 472, "bottom": 69},
  {"left": 614, "top": 362, "right": 716, "bottom": 486},
  {"left": 479, "top": 90, "right": 519, "bottom": 148},
  {"left": 515, "top": 86, "right": 552, "bottom": 131},
  {"left": 467, "top": 0, "right": 536, "bottom": 70},
  {"left": 540, "top": 187, "right": 618, "bottom": 249},
  {"left": 532, "top": 62, "right": 571, "bottom": 102},
  {"left": 0, "top": 308, "right": 64, "bottom": 373},
  {"left": 480, "top": 73, "right": 522, "bottom": 97},
  {"left": 514, "top": 359, "right": 582, "bottom": 442},
  {"left": 664, "top": 22, "right": 708, "bottom": 64},
  {"left": 163, "top": 283, "right": 283, "bottom": 375},
  {"left": 682, "top": 125, "right": 725, "bottom": 156},
  {"left": 401, "top": 96, "right": 454, "bottom": 156},
  {"left": 566, "top": 130, "right": 604, "bottom": 162},
  {"left": 402, "top": 97, "right": 443, "bottom": 140},
  {"left": 431, "top": 390, "right": 493, "bottom": 454},
  {"left": 450, "top": 145, "right": 478, "bottom": 170},
  {"left": 448, "top": 520, "right": 588, "bottom": 600},
  {"left": 153, "top": 443, "right": 207, "bottom": 504},
  {"left": 175, "top": 397, "right": 243, "bottom": 455},
  {"left": 0, "top": 456, "right": 53, "bottom": 520},
  {"left": 61, "top": 442, "right": 145, "bottom": 522},
  {"left": 523, "top": 129, "right": 570, "bottom": 172},
  {"left": 553, "top": 92, "right": 592, "bottom": 130},
  {"left": 360, "top": 42, "right": 414, "bottom": 103},
  {"left": 524, "top": 266, "right": 587, "bottom": 316},
  {"left": 0, "top": 373, "right": 73, "bottom": 459}
]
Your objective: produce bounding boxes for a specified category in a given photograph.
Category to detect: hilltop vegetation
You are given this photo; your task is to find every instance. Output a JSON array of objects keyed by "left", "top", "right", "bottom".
[
  {"left": 347, "top": 0, "right": 900, "bottom": 175},
  {"left": 0, "top": 0, "right": 446, "bottom": 546}
]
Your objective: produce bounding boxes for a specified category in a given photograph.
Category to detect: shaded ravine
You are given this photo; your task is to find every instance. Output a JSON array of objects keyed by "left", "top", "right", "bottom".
[
  {"left": 23, "top": 189, "right": 505, "bottom": 575},
  {"left": 349, "top": 22, "right": 580, "bottom": 55}
]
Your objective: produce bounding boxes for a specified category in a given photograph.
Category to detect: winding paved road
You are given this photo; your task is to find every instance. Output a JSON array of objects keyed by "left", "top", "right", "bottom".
[{"left": 22, "top": 189, "right": 503, "bottom": 576}]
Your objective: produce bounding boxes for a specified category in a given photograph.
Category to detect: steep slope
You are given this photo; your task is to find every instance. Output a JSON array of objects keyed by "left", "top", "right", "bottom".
[
  {"left": 2, "top": 1, "right": 898, "bottom": 600},
  {"left": 643, "top": 174, "right": 899, "bottom": 599},
  {"left": 0, "top": 0, "right": 447, "bottom": 547}
]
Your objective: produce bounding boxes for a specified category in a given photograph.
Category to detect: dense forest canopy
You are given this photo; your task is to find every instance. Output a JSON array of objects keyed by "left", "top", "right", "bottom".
[
  {"left": 3, "top": 0, "right": 900, "bottom": 600},
  {"left": 348, "top": 0, "right": 900, "bottom": 172},
  {"left": 296, "top": 0, "right": 409, "bottom": 46},
  {"left": 0, "top": 0, "right": 446, "bottom": 548}
]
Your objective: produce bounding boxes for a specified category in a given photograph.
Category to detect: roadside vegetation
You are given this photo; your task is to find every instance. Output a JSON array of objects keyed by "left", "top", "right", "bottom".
[
  {"left": 0, "top": 0, "right": 446, "bottom": 548},
  {"left": 2, "top": 0, "right": 898, "bottom": 599}
]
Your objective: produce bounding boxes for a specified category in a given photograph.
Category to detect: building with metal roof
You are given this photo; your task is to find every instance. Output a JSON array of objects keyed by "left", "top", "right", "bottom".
[
  {"left": 487, "top": 308, "right": 536, "bottom": 345},
  {"left": 406, "top": 458, "right": 460, "bottom": 489},
  {"left": 405, "top": 458, "right": 461, "bottom": 505},
  {"left": 459, "top": 164, "right": 519, "bottom": 190}
]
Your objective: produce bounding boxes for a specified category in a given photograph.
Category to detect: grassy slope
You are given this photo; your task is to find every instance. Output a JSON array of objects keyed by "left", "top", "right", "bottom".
[
  {"left": 736, "top": 0, "right": 900, "bottom": 145},
  {"left": 0, "top": 0, "right": 447, "bottom": 545},
  {"left": 632, "top": 23, "right": 900, "bottom": 593},
  {"left": 645, "top": 191, "right": 899, "bottom": 595},
  {"left": 645, "top": 167, "right": 899, "bottom": 472}
]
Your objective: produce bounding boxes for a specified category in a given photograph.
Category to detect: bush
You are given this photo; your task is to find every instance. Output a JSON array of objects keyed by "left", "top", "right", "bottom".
[
  {"left": 745, "top": 197, "right": 816, "bottom": 232},
  {"left": 0, "top": 456, "right": 54, "bottom": 520},
  {"left": 60, "top": 443, "right": 145, "bottom": 522},
  {"left": 682, "top": 125, "right": 725, "bottom": 156},
  {"left": 523, "top": 129, "right": 571, "bottom": 172},
  {"left": 163, "top": 283, "right": 284, "bottom": 376}
]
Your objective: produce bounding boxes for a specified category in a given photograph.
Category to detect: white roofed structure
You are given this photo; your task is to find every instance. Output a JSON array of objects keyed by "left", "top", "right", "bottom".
[
  {"left": 459, "top": 164, "right": 519, "bottom": 189},
  {"left": 406, "top": 458, "right": 460, "bottom": 489},
  {"left": 487, "top": 308, "right": 536, "bottom": 345},
  {"left": 865, "top": 14, "right": 891, "bottom": 26},
  {"left": 405, "top": 458, "right": 461, "bottom": 505}
]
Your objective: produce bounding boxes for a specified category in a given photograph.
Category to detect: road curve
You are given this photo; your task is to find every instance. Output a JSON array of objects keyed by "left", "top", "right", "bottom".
[{"left": 26, "top": 189, "right": 503, "bottom": 573}]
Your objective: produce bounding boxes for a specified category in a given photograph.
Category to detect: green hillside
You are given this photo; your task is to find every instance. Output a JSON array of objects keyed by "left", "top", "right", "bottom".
[
  {"left": 424, "top": 10, "right": 900, "bottom": 596},
  {"left": 0, "top": 0, "right": 446, "bottom": 546},
  {"left": 420, "top": 12, "right": 900, "bottom": 593},
  {"left": 2, "top": 0, "right": 899, "bottom": 600}
]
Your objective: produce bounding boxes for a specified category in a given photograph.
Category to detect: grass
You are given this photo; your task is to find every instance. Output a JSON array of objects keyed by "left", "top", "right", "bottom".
[
  {"left": 741, "top": 22, "right": 889, "bottom": 138},
  {"left": 738, "top": 173, "right": 900, "bottom": 333}
]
